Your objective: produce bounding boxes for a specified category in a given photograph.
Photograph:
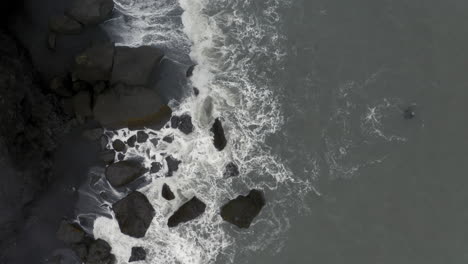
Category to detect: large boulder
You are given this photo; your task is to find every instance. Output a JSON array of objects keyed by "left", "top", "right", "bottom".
[
  {"left": 56, "top": 220, "right": 85, "bottom": 244},
  {"left": 73, "top": 42, "right": 115, "bottom": 82},
  {"left": 167, "top": 197, "right": 206, "bottom": 227},
  {"left": 211, "top": 118, "right": 227, "bottom": 151},
  {"left": 49, "top": 15, "right": 82, "bottom": 34},
  {"left": 111, "top": 46, "right": 164, "bottom": 86},
  {"left": 93, "top": 85, "right": 172, "bottom": 130},
  {"left": 67, "top": 0, "right": 114, "bottom": 25},
  {"left": 220, "top": 190, "right": 265, "bottom": 228},
  {"left": 105, "top": 160, "right": 147, "bottom": 188},
  {"left": 112, "top": 192, "right": 155, "bottom": 238},
  {"left": 129, "top": 247, "right": 146, "bottom": 262}
]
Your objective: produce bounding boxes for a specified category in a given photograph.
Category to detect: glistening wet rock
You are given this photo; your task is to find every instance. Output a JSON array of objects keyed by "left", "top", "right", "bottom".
[
  {"left": 105, "top": 160, "right": 147, "bottom": 188},
  {"left": 220, "top": 189, "right": 266, "bottom": 228},
  {"left": 168, "top": 197, "right": 206, "bottom": 227},
  {"left": 129, "top": 247, "right": 146, "bottom": 262},
  {"left": 73, "top": 42, "right": 114, "bottom": 82},
  {"left": 113, "top": 191, "right": 155, "bottom": 238},
  {"left": 49, "top": 15, "right": 83, "bottom": 34},
  {"left": 165, "top": 156, "right": 181, "bottom": 177},
  {"left": 56, "top": 220, "right": 85, "bottom": 244},
  {"left": 67, "top": 0, "right": 115, "bottom": 25},
  {"left": 111, "top": 46, "right": 164, "bottom": 86},
  {"left": 223, "top": 162, "right": 239, "bottom": 177},
  {"left": 211, "top": 118, "right": 227, "bottom": 151},
  {"left": 162, "top": 183, "right": 175, "bottom": 200}
]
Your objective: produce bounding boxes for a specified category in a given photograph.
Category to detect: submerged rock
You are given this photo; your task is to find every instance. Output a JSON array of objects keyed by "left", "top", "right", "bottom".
[
  {"left": 56, "top": 220, "right": 85, "bottom": 244},
  {"left": 193, "top": 87, "right": 199, "bottom": 96},
  {"left": 87, "top": 239, "right": 115, "bottom": 264},
  {"left": 404, "top": 105, "right": 416, "bottom": 119},
  {"left": 129, "top": 247, "right": 146, "bottom": 262},
  {"left": 49, "top": 15, "right": 82, "bottom": 34},
  {"left": 111, "top": 46, "right": 164, "bottom": 86},
  {"left": 93, "top": 85, "right": 171, "bottom": 130},
  {"left": 137, "top": 131, "right": 149, "bottom": 143},
  {"left": 105, "top": 160, "right": 147, "bottom": 187},
  {"left": 167, "top": 197, "right": 206, "bottom": 227},
  {"left": 211, "top": 118, "right": 227, "bottom": 151},
  {"left": 99, "top": 150, "right": 115, "bottom": 164},
  {"left": 165, "top": 155, "right": 181, "bottom": 177},
  {"left": 112, "top": 139, "right": 126, "bottom": 152},
  {"left": 73, "top": 42, "right": 114, "bottom": 82},
  {"left": 162, "top": 183, "right": 175, "bottom": 200},
  {"left": 67, "top": 0, "right": 114, "bottom": 25},
  {"left": 223, "top": 162, "right": 239, "bottom": 177},
  {"left": 220, "top": 190, "right": 265, "bottom": 228},
  {"left": 113, "top": 192, "right": 155, "bottom": 238},
  {"left": 150, "top": 162, "right": 162, "bottom": 174}
]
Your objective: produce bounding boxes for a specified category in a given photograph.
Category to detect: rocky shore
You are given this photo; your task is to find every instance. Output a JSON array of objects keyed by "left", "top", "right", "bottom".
[{"left": 0, "top": 0, "right": 267, "bottom": 263}]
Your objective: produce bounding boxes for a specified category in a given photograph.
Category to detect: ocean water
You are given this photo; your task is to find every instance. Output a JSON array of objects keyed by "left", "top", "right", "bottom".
[{"left": 83, "top": 0, "right": 468, "bottom": 263}]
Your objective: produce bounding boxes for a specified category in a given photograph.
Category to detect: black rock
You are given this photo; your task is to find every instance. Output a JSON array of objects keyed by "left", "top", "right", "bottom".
[
  {"left": 49, "top": 76, "right": 73, "bottom": 97},
  {"left": 72, "top": 91, "right": 93, "bottom": 119},
  {"left": 56, "top": 220, "right": 85, "bottom": 244},
  {"left": 137, "top": 131, "right": 149, "bottom": 143},
  {"left": 117, "top": 153, "right": 125, "bottom": 161},
  {"left": 49, "top": 15, "right": 82, "bottom": 34},
  {"left": 223, "top": 162, "right": 239, "bottom": 177},
  {"left": 93, "top": 81, "right": 107, "bottom": 95},
  {"left": 168, "top": 197, "right": 206, "bottom": 227},
  {"left": 71, "top": 243, "right": 88, "bottom": 261},
  {"left": 150, "top": 138, "right": 159, "bottom": 147},
  {"left": 173, "top": 114, "right": 194, "bottom": 134},
  {"left": 111, "top": 46, "right": 165, "bottom": 86},
  {"left": 112, "top": 139, "right": 126, "bottom": 152},
  {"left": 73, "top": 42, "right": 114, "bottom": 82},
  {"left": 105, "top": 160, "right": 147, "bottom": 188},
  {"left": 404, "top": 106, "right": 416, "bottom": 119},
  {"left": 165, "top": 156, "right": 181, "bottom": 177},
  {"left": 193, "top": 87, "right": 199, "bottom": 96},
  {"left": 162, "top": 135, "right": 174, "bottom": 143},
  {"left": 186, "top": 64, "right": 196, "bottom": 77},
  {"left": 127, "top": 135, "right": 137, "bottom": 147},
  {"left": 211, "top": 118, "right": 227, "bottom": 151},
  {"left": 220, "top": 189, "right": 266, "bottom": 228},
  {"left": 170, "top": 115, "right": 180, "bottom": 128},
  {"left": 113, "top": 192, "right": 155, "bottom": 238},
  {"left": 100, "top": 135, "right": 109, "bottom": 150},
  {"left": 72, "top": 80, "right": 92, "bottom": 93},
  {"left": 47, "top": 32, "right": 56, "bottom": 51},
  {"left": 150, "top": 162, "right": 162, "bottom": 174},
  {"left": 99, "top": 150, "right": 115, "bottom": 164},
  {"left": 82, "top": 128, "right": 104, "bottom": 141},
  {"left": 129, "top": 247, "right": 146, "bottom": 262},
  {"left": 67, "top": 0, "right": 115, "bottom": 25},
  {"left": 93, "top": 84, "right": 172, "bottom": 130},
  {"left": 87, "top": 239, "right": 115, "bottom": 264},
  {"left": 162, "top": 183, "right": 175, "bottom": 200}
]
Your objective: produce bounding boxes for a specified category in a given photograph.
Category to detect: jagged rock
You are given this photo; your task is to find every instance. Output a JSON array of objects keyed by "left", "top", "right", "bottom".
[
  {"left": 113, "top": 192, "right": 155, "bottom": 238},
  {"left": 47, "top": 32, "right": 56, "bottom": 51},
  {"left": 72, "top": 91, "right": 93, "bottom": 119},
  {"left": 150, "top": 162, "right": 162, "bottom": 174},
  {"left": 223, "top": 162, "right": 239, "bottom": 177},
  {"left": 162, "top": 135, "right": 173, "bottom": 143},
  {"left": 87, "top": 239, "right": 115, "bottom": 264},
  {"left": 67, "top": 0, "right": 114, "bottom": 25},
  {"left": 165, "top": 156, "right": 181, "bottom": 177},
  {"left": 82, "top": 128, "right": 104, "bottom": 141},
  {"left": 105, "top": 160, "right": 147, "bottom": 187},
  {"left": 162, "top": 183, "right": 175, "bottom": 200},
  {"left": 211, "top": 118, "right": 227, "bottom": 151},
  {"left": 186, "top": 64, "right": 196, "bottom": 77},
  {"left": 93, "top": 84, "right": 171, "bottom": 130},
  {"left": 49, "top": 76, "right": 73, "bottom": 97},
  {"left": 220, "top": 190, "right": 265, "bottom": 228},
  {"left": 112, "top": 139, "right": 126, "bottom": 152},
  {"left": 99, "top": 150, "right": 115, "bottom": 164},
  {"left": 49, "top": 15, "right": 82, "bottom": 34},
  {"left": 168, "top": 197, "right": 206, "bottom": 227},
  {"left": 137, "top": 131, "right": 149, "bottom": 143},
  {"left": 73, "top": 42, "right": 114, "bottom": 82},
  {"left": 56, "top": 220, "right": 85, "bottom": 244},
  {"left": 127, "top": 135, "right": 136, "bottom": 147},
  {"left": 129, "top": 247, "right": 146, "bottom": 262},
  {"left": 111, "top": 46, "right": 164, "bottom": 86},
  {"left": 171, "top": 114, "right": 194, "bottom": 134}
]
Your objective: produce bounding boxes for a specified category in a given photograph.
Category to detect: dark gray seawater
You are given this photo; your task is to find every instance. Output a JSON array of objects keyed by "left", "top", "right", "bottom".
[{"left": 88, "top": 0, "right": 468, "bottom": 263}]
